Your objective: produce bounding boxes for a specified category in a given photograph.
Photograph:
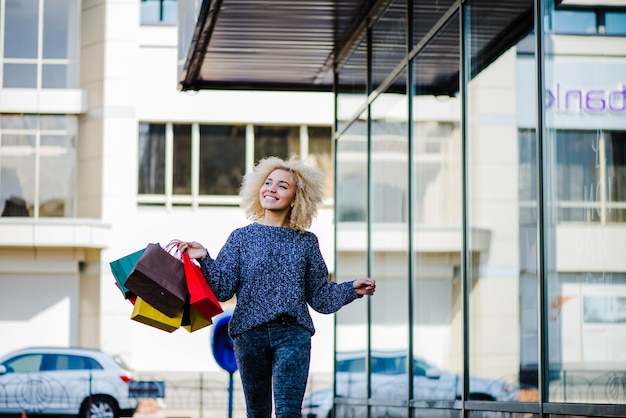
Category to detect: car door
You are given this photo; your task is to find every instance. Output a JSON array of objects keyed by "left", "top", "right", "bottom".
[
  {"left": 40, "top": 353, "right": 98, "bottom": 414},
  {"left": 0, "top": 353, "right": 46, "bottom": 413}
]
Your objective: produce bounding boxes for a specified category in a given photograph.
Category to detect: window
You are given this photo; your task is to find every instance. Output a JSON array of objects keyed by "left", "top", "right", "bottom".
[
  {"left": 552, "top": 10, "right": 597, "bottom": 34},
  {"left": 199, "top": 125, "right": 246, "bottom": 196},
  {"left": 3, "top": 354, "right": 43, "bottom": 373},
  {"left": 48, "top": 355, "right": 103, "bottom": 371},
  {"left": 551, "top": 8, "right": 626, "bottom": 36},
  {"left": 0, "top": 114, "right": 77, "bottom": 218},
  {"left": 2, "top": 0, "right": 80, "bottom": 89},
  {"left": 605, "top": 12, "right": 626, "bottom": 35},
  {"left": 141, "top": 0, "right": 177, "bottom": 25},
  {"left": 519, "top": 129, "right": 626, "bottom": 223},
  {"left": 137, "top": 122, "right": 334, "bottom": 207}
]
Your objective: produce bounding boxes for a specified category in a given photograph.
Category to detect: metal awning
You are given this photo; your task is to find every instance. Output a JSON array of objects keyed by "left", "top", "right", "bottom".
[{"left": 178, "top": 0, "right": 534, "bottom": 95}]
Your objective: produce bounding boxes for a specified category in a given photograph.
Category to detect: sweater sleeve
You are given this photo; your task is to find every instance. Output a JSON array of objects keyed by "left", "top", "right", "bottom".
[
  {"left": 304, "top": 233, "right": 359, "bottom": 314},
  {"left": 198, "top": 230, "right": 240, "bottom": 302}
]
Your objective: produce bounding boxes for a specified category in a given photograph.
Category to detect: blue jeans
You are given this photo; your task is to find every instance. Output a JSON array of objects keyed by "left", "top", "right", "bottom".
[{"left": 233, "top": 315, "right": 311, "bottom": 418}]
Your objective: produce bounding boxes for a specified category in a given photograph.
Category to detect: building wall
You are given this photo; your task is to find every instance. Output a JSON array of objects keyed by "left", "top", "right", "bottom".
[{"left": 0, "top": 0, "right": 337, "bottom": 376}]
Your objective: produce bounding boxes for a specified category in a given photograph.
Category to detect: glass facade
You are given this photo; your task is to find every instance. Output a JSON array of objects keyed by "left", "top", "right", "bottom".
[
  {"left": 332, "top": 1, "right": 626, "bottom": 417},
  {"left": 1, "top": 0, "right": 80, "bottom": 89},
  {"left": 0, "top": 115, "right": 77, "bottom": 217}
]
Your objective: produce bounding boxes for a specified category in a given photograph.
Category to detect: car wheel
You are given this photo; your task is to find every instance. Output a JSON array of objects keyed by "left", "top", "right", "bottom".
[{"left": 79, "top": 395, "right": 120, "bottom": 418}]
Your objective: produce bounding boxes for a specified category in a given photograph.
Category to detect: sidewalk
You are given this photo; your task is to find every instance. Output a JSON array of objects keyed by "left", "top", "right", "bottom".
[{"left": 133, "top": 399, "right": 247, "bottom": 418}]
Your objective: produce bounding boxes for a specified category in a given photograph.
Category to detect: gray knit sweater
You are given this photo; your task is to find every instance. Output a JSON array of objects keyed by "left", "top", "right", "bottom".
[{"left": 198, "top": 222, "right": 359, "bottom": 337}]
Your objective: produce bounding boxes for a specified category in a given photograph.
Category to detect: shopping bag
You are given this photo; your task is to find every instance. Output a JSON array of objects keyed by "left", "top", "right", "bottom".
[
  {"left": 131, "top": 297, "right": 182, "bottom": 333},
  {"left": 114, "top": 283, "right": 137, "bottom": 305},
  {"left": 183, "top": 252, "right": 223, "bottom": 319},
  {"left": 181, "top": 301, "right": 213, "bottom": 333},
  {"left": 110, "top": 247, "right": 146, "bottom": 299},
  {"left": 125, "top": 243, "right": 189, "bottom": 318}
]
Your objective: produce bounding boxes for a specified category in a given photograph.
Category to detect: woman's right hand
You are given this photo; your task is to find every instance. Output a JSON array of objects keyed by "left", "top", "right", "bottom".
[{"left": 178, "top": 241, "right": 207, "bottom": 260}]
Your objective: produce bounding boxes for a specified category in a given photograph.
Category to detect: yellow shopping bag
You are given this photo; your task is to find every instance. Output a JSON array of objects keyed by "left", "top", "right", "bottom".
[{"left": 131, "top": 297, "right": 182, "bottom": 333}]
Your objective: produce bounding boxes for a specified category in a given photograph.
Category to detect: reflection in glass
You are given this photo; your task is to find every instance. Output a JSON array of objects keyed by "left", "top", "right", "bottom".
[
  {"left": 544, "top": 0, "right": 626, "bottom": 405},
  {"left": 371, "top": 0, "right": 407, "bottom": 92},
  {"left": 337, "top": 38, "right": 368, "bottom": 136},
  {"left": 466, "top": 0, "right": 535, "bottom": 404},
  {"left": 199, "top": 125, "right": 245, "bottom": 196},
  {"left": 39, "top": 134, "right": 76, "bottom": 217},
  {"left": 173, "top": 125, "right": 192, "bottom": 195},
  {"left": 335, "top": 115, "right": 369, "bottom": 399},
  {"left": 606, "top": 12, "right": 626, "bottom": 35},
  {"left": 370, "top": 85, "right": 410, "bottom": 401},
  {"left": 4, "top": 0, "right": 38, "bottom": 59},
  {"left": 138, "top": 123, "right": 166, "bottom": 195},
  {"left": 307, "top": 126, "right": 334, "bottom": 199},
  {"left": 0, "top": 134, "right": 36, "bottom": 217},
  {"left": 253, "top": 126, "right": 299, "bottom": 163},
  {"left": 0, "top": 115, "right": 77, "bottom": 218},
  {"left": 412, "top": 10, "right": 465, "bottom": 405}
]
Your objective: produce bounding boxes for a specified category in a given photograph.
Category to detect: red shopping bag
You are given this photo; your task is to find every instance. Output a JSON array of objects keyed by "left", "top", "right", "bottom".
[{"left": 182, "top": 252, "right": 223, "bottom": 319}]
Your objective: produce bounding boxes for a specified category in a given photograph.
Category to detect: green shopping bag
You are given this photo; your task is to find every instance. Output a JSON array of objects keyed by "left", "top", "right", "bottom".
[{"left": 110, "top": 247, "right": 146, "bottom": 299}]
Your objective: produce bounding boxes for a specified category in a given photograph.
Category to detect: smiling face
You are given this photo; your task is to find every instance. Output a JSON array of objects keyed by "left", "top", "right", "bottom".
[{"left": 259, "top": 168, "right": 297, "bottom": 212}]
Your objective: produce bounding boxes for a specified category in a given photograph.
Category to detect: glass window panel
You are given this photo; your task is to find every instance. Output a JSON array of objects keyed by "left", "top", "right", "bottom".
[
  {"left": 42, "top": 64, "right": 68, "bottom": 88},
  {"left": 371, "top": 406, "right": 408, "bottom": 418},
  {"left": 43, "top": 0, "right": 71, "bottom": 58},
  {"left": 141, "top": 0, "right": 161, "bottom": 24},
  {"left": 543, "top": 1, "right": 626, "bottom": 405},
  {"left": 40, "top": 115, "right": 77, "bottom": 132},
  {"left": 470, "top": 413, "right": 538, "bottom": 418},
  {"left": 4, "top": 0, "right": 39, "bottom": 59},
  {"left": 307, "top": 126, "right": 333, "bottom": 199},
  {"left": 1, "top": 114, "right": 38, "bottom": 130},
  {"left": 172, "top": 124, "right": 192, "bottom": 195},
  {"left": 466, "top": 1, "right": 533, "bottom": 404},
  {"left": 39, "top": 134, "right": 76, "bottom": 217},
  {"left": 141, "top": 0, "right": 177, "bottom": 25},
  {"left": 552, "top": 10, "right": 597, "bottom": 35},
  {"left": 0, "top": 134, "right": 36, "bottom": 217},
  {"left": 138, "top": 123, "right": 166, "bottom": 194},
  {"left": 3, "top": 64, "right": 37, "bottom": 88},
  {"left": 413, "top": 408, "right": 461, "bottom": 418},
  {"left": 198, "top": 124, "right": 246, "bottom": 196},
  {"left": 161, "top": 0, "right": 178, "bottom": 25},
  {"left": 370, "top": 75, "right": 410, "bottom": 401},
  {"left": 335, "top": 114, "right": 369, "bottom": 399},
  {"left": 412, "top": 10, "right": 466, "bottom": 404},
  {"left": 253, "top": 125, "right": 299, "bottom": 162},
  {"left": 371, "top": 0, "right": 407, "bottom": 92},
  {"left": 605, "top": 12, "right": 626, "bottom": 35},
  {"left": 412, "top": 0, "right": 457, "bottom": 48},
  {"left": 337, "top": 38, "right": 368, "bottom": 135}
]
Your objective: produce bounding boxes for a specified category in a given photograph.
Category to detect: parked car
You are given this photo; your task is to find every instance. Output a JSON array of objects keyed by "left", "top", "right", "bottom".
[
  {"left": 0, "top": 347, "right": 138, "bottom": 418},
  {"left": 302, "top": 351, "right": 518, "bottom": 418}
]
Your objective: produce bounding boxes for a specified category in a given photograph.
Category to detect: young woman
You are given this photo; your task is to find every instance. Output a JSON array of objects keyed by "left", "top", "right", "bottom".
[{"left": 178, "top": 156, "right": 376, "bottom": 418}]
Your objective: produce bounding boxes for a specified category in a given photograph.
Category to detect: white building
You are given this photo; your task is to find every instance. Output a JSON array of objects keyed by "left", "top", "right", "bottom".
[{"left": 0, "top": 0, "right": 337, "bottom": 376}]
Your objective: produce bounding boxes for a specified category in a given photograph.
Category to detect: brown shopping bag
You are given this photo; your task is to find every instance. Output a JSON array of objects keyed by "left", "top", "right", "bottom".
[
  {"left": 131, "top": 297, "right": 183, "bottom": 333},
  {"left": 125, "top": 242, "right": 189, "bottom": 318}
]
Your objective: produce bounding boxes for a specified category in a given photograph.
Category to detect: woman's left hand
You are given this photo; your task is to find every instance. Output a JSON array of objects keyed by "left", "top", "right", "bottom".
[{"left": 353, "top": 278, "right": 376, "bottom": 296}]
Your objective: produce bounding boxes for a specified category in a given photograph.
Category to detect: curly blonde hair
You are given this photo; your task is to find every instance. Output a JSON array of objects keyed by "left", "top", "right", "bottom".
[{"left": 239, "top": 156, "right": 325, "bottom": 232}]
